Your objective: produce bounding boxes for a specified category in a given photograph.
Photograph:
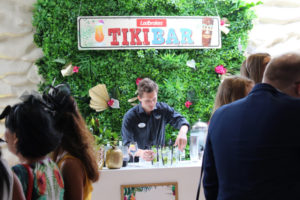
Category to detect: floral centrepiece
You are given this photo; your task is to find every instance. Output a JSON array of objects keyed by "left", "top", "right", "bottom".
[{"left": 215, "top": 65, "right": 227, "bottom": 75}]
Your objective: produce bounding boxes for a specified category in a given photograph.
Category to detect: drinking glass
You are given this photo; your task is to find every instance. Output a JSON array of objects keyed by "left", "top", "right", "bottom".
[
  {"left": 151, "top": 146, "right": 158, "bottom": 166},
  {"left": 121, "top": 145, "right": 129, "bottom": 167},
  {"left": 162, "top": 147, "right": 171, "bottom": 166},
  {"left": 129, "top": 142, "right": 138, "bottom": 166}
]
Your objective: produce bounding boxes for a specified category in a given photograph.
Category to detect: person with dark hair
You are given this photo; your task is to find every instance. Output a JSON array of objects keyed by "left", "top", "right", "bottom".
[
  {"left": 0, "top": 95, "right": 64, "bottom": 200},
  {"left": 0, "top": 147, "right": 25, "bottom": 200},
  {"left": 43, "top": 84, "right": 100, "bottom": 200},
  {"left": 122, "top": 78, "right": 190, "bottom": 161},
  {"left": 201, "top": 52, "right": 300, "bottom": 200},
  {"left": 240, "top": 53, "right": 271, "bottom": 84},
  {"left": 212, "top": 75, "right": 254, "bottom": 114}
]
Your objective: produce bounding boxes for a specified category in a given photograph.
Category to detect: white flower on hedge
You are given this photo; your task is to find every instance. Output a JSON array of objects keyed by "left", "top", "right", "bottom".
[
  {"left": 61, "top": 63, "right": 74, "bottom": 77},
  {"left": 109, "top": 98, "right": 120, "bottom": 109},
  {"left": 186, "top": 59, "right": 196, "bottom": 69}
]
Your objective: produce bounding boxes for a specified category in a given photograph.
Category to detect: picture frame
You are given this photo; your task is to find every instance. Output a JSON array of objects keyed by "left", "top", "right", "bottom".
[{"left": 121, "top": 182, "right": 178, "bottom": 200}]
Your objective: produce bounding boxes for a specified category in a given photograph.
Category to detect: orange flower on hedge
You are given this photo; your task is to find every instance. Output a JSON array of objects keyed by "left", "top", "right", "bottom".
[
  {"left": 36, "top": 170, "right": 47, "bottom": 195},
  {"left": 54, "top": 168, "right": 64, "bottom": 188}
]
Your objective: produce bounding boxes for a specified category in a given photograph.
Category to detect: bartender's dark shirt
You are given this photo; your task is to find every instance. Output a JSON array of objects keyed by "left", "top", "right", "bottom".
[{"left": 121, "top": 102, "right": 190, "bottom": 149}]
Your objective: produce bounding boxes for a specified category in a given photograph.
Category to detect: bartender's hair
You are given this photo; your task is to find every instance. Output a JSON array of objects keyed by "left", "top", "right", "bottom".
[
  {"left": 212, "top": 75, "right": 254, "bottom": 114},
  {"left": 138, "top": 78, "right": 158, "bottom": 97}
]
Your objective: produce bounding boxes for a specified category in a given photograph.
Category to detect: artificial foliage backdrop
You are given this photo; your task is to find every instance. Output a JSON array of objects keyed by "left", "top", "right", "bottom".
[{"left": 33, "top": 0, "right": 258, "bottom": 145}]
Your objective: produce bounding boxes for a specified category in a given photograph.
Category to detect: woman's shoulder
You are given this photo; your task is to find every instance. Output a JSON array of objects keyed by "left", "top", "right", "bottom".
[{"left": 60, "top": 156, "right": 84, "bottom": 173}]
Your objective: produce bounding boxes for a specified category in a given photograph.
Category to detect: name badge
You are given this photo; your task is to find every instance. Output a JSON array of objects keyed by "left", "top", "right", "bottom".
[
  {"left": 154, "top": 115, "right": 161, "bottom": 119},
  {"left": 138, "top": 122, "right": 146, "bottom": 128}
]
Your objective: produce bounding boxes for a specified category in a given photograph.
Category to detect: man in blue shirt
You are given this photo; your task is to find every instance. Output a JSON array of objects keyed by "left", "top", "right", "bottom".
[{"left": 122, "top": 78, "right": 190, "bottom": 161}]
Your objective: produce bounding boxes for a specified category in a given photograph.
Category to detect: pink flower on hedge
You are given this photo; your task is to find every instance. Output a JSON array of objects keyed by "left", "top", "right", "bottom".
[
  {"left": 220, "top": 20, "right": 225, "bottom": 26},
  {"left": 73, "top": 66, "right": 80, "bottom": 73},
  {"left": 107, "top": 99, "right": 114, "bottom": 107},
  {"left": 185, "top": 101, "right": 192, "bottom": 108},
  {"left": 215, "top": 65, "right": 227, "bottom": 75},
  {"left": 136, "top": 78, "right": 142, "bottom": 86}
]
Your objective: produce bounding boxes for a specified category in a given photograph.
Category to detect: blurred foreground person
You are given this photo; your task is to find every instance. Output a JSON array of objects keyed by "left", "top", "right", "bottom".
[
  {"left": 202, "top": 52, "right": 300, "bottom": 200},
  {"left": 0, "top": 147, "right": 25, "bottom": 200},
  {"left": 0, "top": 95, "right": 64, "bottom": 200},
  {"left": 43, "top": 84, "right": 99, "bottom": 200}
]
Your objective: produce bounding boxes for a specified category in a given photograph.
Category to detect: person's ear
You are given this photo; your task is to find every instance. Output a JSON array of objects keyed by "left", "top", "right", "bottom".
[
  {"left": 137, "top": 95, "right": 142, "bottom": 102},
  {"left": 12, "top": 133, "right": 18, "bottom": 145}
]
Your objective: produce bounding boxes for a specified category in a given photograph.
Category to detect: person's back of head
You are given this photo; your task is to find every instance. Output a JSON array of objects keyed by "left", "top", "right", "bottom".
[
  {"left": 213, "top": 75, "right": 254, "bottom": 114},
  {"left": 240, "top": 53, "right": 271, "bottom": 84},
  {"left": 1, "top": 95, "right": 61, "bottom": 159},
  {"left": 263, "top": 52, "right": 300, "bottom": 98},
  {"left": 43, "top": 84, "right": 99, "bottom": 182}
]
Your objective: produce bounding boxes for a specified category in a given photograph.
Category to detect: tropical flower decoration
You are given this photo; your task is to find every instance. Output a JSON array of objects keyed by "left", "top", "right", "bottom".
[
  {"left": 215, "top": 65, "right": 227, "bottom": 75},
  {"left": 72, "top": 66, "right": 80, "bottom": 73},
  {"left": 136, "top": 77, "right": 142, "bottom": 86},
  {"left": 61, "top": 63, "right": 80, "bottom": 77},
  {"left": 185, "top": 101, "right": 192, "bottom": 108},
  {"left": 89, "top": 84, "right": 120, "bottom": 112},
  {"left": 186, "top": 59, "right": 196, "bottom": 69},
  {"left": 220, "top": 17, "right": 230, "bottom": 34}
]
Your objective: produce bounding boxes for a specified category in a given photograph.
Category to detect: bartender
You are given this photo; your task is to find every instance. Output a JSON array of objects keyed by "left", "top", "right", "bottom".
[{"left": 121, "top": 78, "right": 190, "bottom": 161}]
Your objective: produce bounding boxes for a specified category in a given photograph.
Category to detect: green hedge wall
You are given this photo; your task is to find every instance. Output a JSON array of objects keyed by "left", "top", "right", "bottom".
[{"left": 33, "top": 0, "right": 258, "bottom": 145}]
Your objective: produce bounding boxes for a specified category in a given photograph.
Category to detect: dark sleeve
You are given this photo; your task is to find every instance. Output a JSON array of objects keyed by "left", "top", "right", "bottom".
[
  {"left": 164, "top": 103, "right": 190, "bottom": 130},
  {"left": 203, "top": 131, "right": 218, "bottom": 200},
  {"left": 121, "top": 113, "right": 134, "bottom": 146}
]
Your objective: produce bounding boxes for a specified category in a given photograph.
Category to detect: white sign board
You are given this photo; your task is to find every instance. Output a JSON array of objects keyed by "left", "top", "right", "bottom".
[{"left": 78, "top": 16, "right": 221, "bottom": 50}]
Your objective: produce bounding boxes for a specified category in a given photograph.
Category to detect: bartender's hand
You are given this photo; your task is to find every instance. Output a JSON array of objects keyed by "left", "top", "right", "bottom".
[
  {"left": 174, "top": 125, "right": 188, "bottom": 151},
  {"left": 136, "top": 149, "right": 155, "bottom": 161}
]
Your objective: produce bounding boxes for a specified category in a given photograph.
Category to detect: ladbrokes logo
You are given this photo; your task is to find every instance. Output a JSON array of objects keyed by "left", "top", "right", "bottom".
[{"left": 137, "top": 19, "right": 167, "bottom": 27}]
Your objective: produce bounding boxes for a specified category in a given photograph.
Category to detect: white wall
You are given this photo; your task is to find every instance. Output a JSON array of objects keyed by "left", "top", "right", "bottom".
[
  {"left": 247, "top": 0, "right": 300, "bottom": 56},
  {"left": 0, "top": 0, "right": 43, "bottom": 164}
]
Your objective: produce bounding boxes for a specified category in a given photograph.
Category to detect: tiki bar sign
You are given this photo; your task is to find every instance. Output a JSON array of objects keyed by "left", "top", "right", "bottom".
[{"left": 77, "top": 16, "right": 221, "bottom": 50}]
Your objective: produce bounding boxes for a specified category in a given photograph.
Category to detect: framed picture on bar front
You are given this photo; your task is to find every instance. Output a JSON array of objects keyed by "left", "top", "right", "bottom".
[{"left": 121, "top": 182, "right": 178, "bottom": 200}]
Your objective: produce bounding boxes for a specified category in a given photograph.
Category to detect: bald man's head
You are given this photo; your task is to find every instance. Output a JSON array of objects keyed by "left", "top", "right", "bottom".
[{"left": 263, "top": 52, "right": 300, "bottom": 97}]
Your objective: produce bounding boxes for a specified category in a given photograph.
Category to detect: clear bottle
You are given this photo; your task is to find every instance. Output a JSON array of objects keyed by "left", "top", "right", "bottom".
[{"left": 190, "top": 119, "right": 208, "bottom": 161}]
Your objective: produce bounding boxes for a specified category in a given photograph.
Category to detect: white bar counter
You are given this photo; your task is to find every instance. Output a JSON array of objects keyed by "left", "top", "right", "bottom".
[{"left": 92, "top": 161, "right": 203, "bottom": 200}]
